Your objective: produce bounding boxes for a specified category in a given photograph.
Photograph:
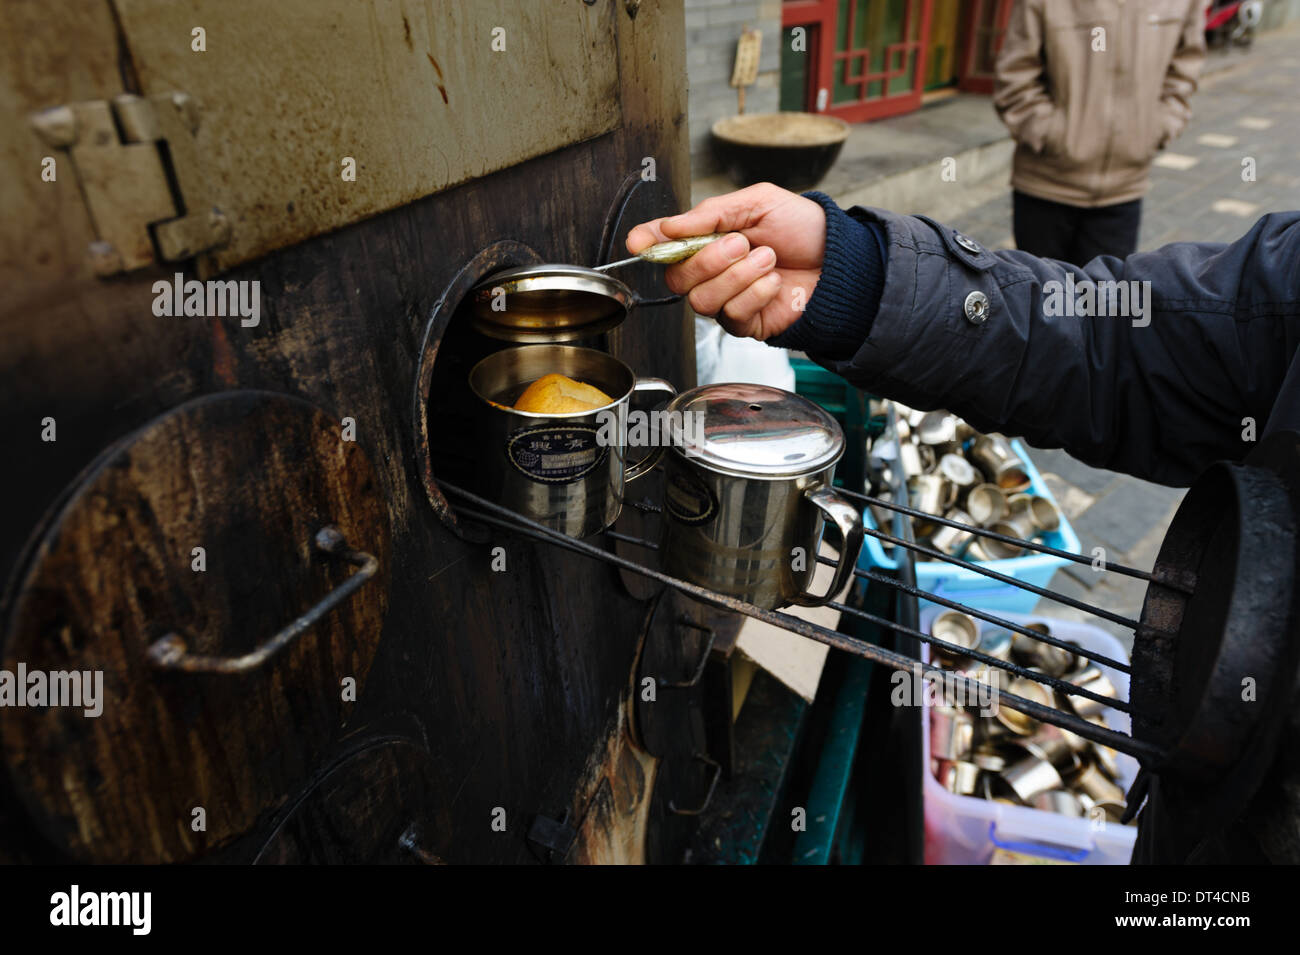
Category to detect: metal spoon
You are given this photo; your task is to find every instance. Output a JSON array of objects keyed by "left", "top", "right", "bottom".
[{"left": 594, "top": 233, "right": 726, "bottom": 272}]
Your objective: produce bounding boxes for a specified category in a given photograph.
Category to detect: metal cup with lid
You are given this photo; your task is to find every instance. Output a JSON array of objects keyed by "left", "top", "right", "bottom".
[
  {"left": 658, "top": 383, "right": 864, "bottom": 610},
  {"left": 470, "top": 265, "right": 636, "bottom": 343},
  {"left": 468, "top": 235, "right": 722, "bottom": 343},
  {"left": 461, "top": 242, "right": 718, "bottom": 532}
]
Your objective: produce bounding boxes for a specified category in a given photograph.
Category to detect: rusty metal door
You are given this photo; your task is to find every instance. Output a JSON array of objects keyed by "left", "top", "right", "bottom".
[{"left": 0, "top": 0, "right": 709, "bottom": 865}]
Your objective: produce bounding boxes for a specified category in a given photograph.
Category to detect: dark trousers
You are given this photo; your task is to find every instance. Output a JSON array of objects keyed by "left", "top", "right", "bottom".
[{"left": 1012, "top": 191, "right": 1142, "bottom": 266}]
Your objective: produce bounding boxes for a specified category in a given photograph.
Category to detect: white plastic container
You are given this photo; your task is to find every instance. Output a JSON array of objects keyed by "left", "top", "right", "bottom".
[{"left": 919, "top": 611, "right": 1139, "bottom": 865}]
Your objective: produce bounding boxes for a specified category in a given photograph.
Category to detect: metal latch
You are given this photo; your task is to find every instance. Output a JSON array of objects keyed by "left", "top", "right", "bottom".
[{"left": 29, "top": 92, "right": 230, "bottom": 276}]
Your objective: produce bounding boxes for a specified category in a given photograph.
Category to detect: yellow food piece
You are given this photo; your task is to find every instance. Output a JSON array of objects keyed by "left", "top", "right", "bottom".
[{"left": 513, "top": 373, "right": 614, "bottom": 414}]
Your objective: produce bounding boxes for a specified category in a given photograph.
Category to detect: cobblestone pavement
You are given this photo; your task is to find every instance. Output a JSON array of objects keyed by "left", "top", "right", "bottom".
[{"left": 948, "top": 25, "right": 1300, "bottom": 648}]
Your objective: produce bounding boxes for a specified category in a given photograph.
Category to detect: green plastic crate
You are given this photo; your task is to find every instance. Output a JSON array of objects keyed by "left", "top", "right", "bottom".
[{"left": 790, "top": 357, "right": 882, "bottom": 493}]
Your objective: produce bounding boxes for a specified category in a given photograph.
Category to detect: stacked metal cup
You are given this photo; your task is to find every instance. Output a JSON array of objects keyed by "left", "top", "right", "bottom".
[
  {"left": 926, "top": 612, "right": 1129, "bottom": 824},
  {"left": 879, "top": 406, "right": 1061, "bottom": 562}
]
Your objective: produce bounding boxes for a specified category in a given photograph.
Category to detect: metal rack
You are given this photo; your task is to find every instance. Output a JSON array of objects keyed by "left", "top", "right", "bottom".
[{"left": 440, "top": 480, "right": 1164, "bottom": 766}]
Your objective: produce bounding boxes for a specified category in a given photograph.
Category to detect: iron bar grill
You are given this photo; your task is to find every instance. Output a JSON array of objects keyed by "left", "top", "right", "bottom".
[{"left": 439, "top": 480, "right": 1166, "bottom": 765}]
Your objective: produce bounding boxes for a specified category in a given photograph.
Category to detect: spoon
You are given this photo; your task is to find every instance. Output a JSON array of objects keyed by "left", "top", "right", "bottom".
[{"left": 593, "top": 233, "right": 726, "bottom": 272}]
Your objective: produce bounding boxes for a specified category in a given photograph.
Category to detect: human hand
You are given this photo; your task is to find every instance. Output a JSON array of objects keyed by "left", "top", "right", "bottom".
[{"left": 626, "top": 183, "right": 826, "bottom": 341}]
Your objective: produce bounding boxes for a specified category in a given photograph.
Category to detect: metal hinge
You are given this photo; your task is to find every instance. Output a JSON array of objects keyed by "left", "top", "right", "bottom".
[{"left": 29, "top": 92, "right": 230, "bottom": 276}]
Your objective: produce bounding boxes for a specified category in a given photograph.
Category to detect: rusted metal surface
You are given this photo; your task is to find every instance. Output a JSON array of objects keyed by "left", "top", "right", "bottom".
[
  {"left": 1, "top": 392, "right": 392, "bottom": 863},
  {"left": 1133, "top": 455, "right": 1297, "bottom": 774},
  {"left": 1, "top": 0, "right": 693, "bottom": 865},
  {"left": 658, "top": 618, "right": 715, "bottom": 688},
  {"left": 111, "top": 0, "right": 624, "bottom": 274},
  {"left": 627, "top": 588, "right": 713, "bottom": 765}
]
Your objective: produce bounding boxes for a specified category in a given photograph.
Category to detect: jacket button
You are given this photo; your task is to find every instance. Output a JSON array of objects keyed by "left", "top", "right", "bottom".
[
  {"left": 954, "top": 232, "right": 983, "bottom": 254},
  {"left": 963, "top": 291, "right": 989, "bottom": 324}
]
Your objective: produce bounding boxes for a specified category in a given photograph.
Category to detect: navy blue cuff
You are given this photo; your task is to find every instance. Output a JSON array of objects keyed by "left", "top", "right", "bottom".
[{"left": 766, "top": 191, "right": 887, "bottom": 361}]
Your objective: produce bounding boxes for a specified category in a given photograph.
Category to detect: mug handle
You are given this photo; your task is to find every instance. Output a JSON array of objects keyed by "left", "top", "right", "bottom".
[
  {"left": 789, "top": 485, "right": 865, "bottom": 607},
  {"left": 942, "top": 479, "right": 959, "bottom": 510},
  {"left": 625, "top": 378, "right": 677, "bottom": 483}
]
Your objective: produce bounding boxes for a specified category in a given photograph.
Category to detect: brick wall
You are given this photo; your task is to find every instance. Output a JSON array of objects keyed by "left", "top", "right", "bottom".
[{"left": 685, "top": 0, "right": 783, "bottom": 176}]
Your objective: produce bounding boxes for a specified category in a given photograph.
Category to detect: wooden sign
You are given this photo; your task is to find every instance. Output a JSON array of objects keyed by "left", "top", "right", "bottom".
[{"left": 730, "top": 28, "right": 762, "bottom": 88}]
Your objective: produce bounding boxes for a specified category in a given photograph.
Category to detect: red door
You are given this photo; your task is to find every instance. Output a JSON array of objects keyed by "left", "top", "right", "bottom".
[
  {"left": 957, "top": 0, "right": 1014, "bottom": 93},
  {"left": 782, "top": 0, "right": 934, "bottom": 122}
]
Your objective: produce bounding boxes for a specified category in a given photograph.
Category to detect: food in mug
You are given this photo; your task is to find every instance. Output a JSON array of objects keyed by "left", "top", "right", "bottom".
[{"left": 513, "top": 373, "right": 614, "bottom": 414}]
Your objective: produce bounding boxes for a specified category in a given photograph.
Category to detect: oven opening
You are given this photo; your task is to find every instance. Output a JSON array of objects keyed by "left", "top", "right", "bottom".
[{"left": 415, "top": 241, "right": 616, "bottom": 539}]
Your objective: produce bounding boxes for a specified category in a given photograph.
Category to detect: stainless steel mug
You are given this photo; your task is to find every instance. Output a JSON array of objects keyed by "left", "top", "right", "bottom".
[
  {"left": 930, "top": 507, "right": 978, "bottom": 555},
  {"left": 931, "top": 707, "right": 975, "bottom": 760},
  {"left": 916, "top": 411, "right": 959, "bottom": 445},
  {"left": 965, "top": 482, "right": 1008, "bottom": 526},
  {"left": 911, "top": 472, "right": 957, "bottom": 516},
  {"left": 1011, "top": 622, "right": 1077, "bottom": 676},
  {"left": 930, "top": 609, "right": 980, "bottom": 665},
  {"left": 468, "top": 344, "right": 675, "bottom": 538},
  {"left": 1007, "top": 493, "right": 1062, "bottom": 533},
  {"left": 970, "top": 434, "right": 1031, "bottom": 491},
  {"left": 658, "top": 384, "right": 864, "bottom": 610}
]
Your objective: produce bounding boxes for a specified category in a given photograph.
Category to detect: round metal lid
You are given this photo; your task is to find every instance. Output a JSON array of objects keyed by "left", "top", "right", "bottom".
[
  {"left": 666, "top": 383, "right": 844, "bottom": 478},
  {"left": 470, "top": 264, "right": 634, "bottom": 343}
]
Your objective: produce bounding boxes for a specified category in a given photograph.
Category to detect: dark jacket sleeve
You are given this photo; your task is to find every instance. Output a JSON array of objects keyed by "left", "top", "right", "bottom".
[{"left": 780, "top": 194, "right": 1300, "bottom": 487}]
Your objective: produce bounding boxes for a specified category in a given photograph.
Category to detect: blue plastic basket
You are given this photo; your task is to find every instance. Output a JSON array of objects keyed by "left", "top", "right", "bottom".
[{"left": 857, "top": 439, "right": 1080, "bottom": 614}]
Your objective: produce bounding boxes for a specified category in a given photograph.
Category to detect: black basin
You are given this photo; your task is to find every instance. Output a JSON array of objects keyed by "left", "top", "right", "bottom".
[{"left": 711, "top": 112, "right": 850, "bottom": 191}]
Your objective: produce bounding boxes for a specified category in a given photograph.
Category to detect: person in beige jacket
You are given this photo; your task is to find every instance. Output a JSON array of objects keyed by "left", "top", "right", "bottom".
[{"left": 994, "top": 0, "right": 1207, "bottom": 264}]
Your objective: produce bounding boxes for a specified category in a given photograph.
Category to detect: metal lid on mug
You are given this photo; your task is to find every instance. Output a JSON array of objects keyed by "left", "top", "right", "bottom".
[
  {"left": 469, "top": 265, "right": 634, "bottom": 342},
  {"left": 666, "top": 383, "right": 844, "bottom": 479}
]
